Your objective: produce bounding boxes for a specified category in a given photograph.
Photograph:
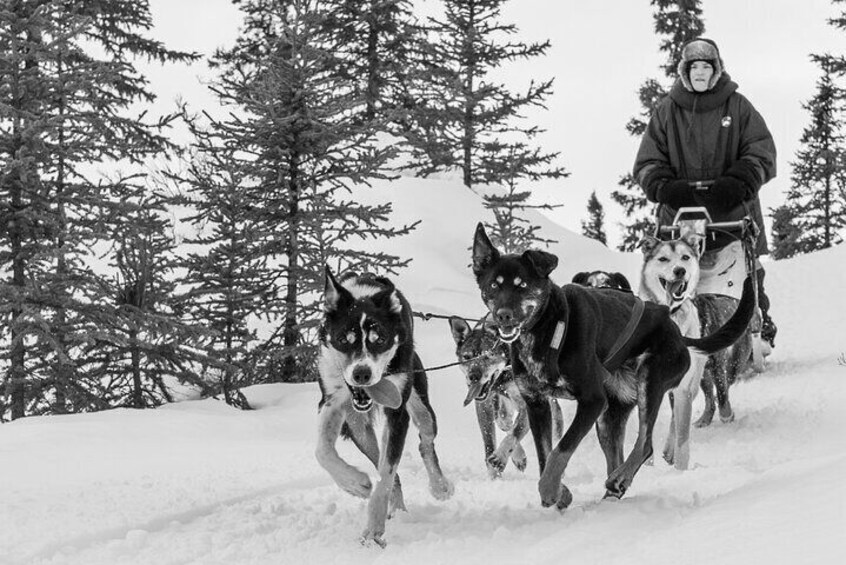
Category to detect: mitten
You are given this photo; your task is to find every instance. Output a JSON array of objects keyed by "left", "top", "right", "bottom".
[{"left": 656, "top": 179, "right": 698, "bottom": 209}]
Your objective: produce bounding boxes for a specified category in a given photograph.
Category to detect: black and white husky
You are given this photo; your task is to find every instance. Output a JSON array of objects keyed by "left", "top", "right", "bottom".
[{"left": 315, "top": 267, "right": 453, "bottom": 547}]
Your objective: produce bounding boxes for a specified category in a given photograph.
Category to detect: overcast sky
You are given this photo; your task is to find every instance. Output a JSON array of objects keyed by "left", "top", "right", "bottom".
[{"left": 143, "top": 0, "right": 846, "bottom": 246}]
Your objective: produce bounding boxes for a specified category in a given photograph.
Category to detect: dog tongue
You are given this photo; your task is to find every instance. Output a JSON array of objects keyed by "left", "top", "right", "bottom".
[
  {"left": 365, "top": 379, "right": 402, "bottom": 409},
  {"left": 668, "top": 279, "right": 686, "bottom": 299},
  {"left": 463, "top": 382, "right": 483, "bottom": 407}
]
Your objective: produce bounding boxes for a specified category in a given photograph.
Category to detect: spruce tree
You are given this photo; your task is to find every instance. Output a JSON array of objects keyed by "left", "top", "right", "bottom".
[
  {"left": 611, "top": 0, "right": 704, "bottom": 251},
  {"left": 785, "top": 55, "right": 846, "bottom": 252},
  {"left": 0, "top": 1, "right": 196, "bottom": 419},
  {"left": 176, "top": 0, "right": 416, "bottom": 383},
  {"left": 480, "top": 145, "right": 561, "bottom": 253},
  {"left": 769, "top": 204, "right": 805, "bottom": 260},
  {"left": 407, "top": 0, "right": 565, "bottom": 189},
  {"left": 581, "top": 190, "right": 608, "bottom": 246}
]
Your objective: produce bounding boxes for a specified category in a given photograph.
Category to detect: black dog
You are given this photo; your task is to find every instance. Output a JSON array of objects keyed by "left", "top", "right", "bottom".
[
  {"left": 316, "top": 268, "right": 453, "bottom": 547},
  {"left": 572, "top": 271, "right": 632, "bottom": 292},
  {"left": 471, "top": 224, "right": 755, "bottom": 506}
]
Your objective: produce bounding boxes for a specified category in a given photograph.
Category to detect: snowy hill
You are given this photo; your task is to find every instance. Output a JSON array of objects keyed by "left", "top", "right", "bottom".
[{"left": 2, "top": 176, "right": 845, "bottom": 565}]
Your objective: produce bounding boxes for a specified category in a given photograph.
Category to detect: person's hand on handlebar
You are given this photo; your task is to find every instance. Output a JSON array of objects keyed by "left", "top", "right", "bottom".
[{"left": 656, "top": 178, "right": 698, "bottom": 209}]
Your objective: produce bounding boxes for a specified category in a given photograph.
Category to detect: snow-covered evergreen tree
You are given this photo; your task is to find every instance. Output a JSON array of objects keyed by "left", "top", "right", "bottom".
[
  {"left": 769, "top": 204, "right": 806, "bottom": 260},
  {"left": 177, "top": 0, "right": 416, "bottom": 383},
  {"left": 0, "top": 0, "right": 196, "bottom": 420},
  {"left": 785, "top": 55, "right": 846, "bottom": 252},
  {"left": 581, "top": 191, "right": 607, "bottom": 246},
  {"left": 405, "top": 0, "right": 565, "bottom": 190},
  {"left": 611, "top": 0, "right": 704, "bottom": 251}
]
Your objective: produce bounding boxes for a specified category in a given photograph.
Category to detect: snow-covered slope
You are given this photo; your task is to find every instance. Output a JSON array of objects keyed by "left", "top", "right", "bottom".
[{"left": 2, "top": 176, "right": 844, "bottom": 565}]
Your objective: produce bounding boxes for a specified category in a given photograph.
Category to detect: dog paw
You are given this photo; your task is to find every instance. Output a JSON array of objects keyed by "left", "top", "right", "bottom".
[
  {"left": 486, "top": 462, "right": 503, "bottom": 479},
  {"left": 388, "top": 487, "right": 407, "bottom": 518},
  {"left": 538, "top": 470, "right": 566, "bottom": 507},
  {"left": 662, "top": 446, "right": 675, "bottom": 466},
  {"left": 719, "top": 409, "right": 735, "bottom": 424},
  {"left": 487, "top": 451, "right": 509, "bottom": 475},
  {"left": 359, "top": 530, "right": 387, "bottom": 549},
  {"left": 338, "top": 470, "right": 372, "bottom": 499},
  {"left": 430, "top": 476, "right": 454, "bottom": 500},
  {"left": 511, "top": 444, "right": 527, "bottom": 473},
  {"left": 693, "top": 413, "right": 714, "bottom": 428},
  {"left": 604, "top": 473, "right": 630, "bottom": 499}
]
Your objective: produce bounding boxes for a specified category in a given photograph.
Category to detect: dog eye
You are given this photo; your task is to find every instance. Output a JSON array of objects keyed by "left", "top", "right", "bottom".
[
  {"left": 462, "top": 352, "right": 474, "bottom": 361},
  {"left": 519, "top": 281, "right": 527, "bottom": 288},
  {"left": 658, "top": 257, "right": 669, "bottom": 262},
  {"left": 490, "top": 282, "right": 498, "bottom": 289},
  {"left": 682, "top": 255, "right": 691, "bottom": 261}
]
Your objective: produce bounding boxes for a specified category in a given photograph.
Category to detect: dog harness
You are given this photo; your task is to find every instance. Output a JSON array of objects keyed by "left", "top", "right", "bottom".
[
  {"left": 601, "top": 298, "right": 646, "bottom": 370},
  {"left": 543, "top": 291, "right": 647, "bottom": 372}
]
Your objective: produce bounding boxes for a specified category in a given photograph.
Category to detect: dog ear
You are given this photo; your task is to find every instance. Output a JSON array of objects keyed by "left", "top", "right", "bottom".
[
  {"left": 522, "top": 249, "right": 558, "bottom": 278},
  {"left": 448, "top": 316, "right": 471, "bottom": 345},
  {"left": 372, "top": 287, "right": 403, "bottom": 315},
  {"left": 611, "top": 272, "right": 632, "bottom": 292},
  {"left": 472, "top": 223, "right": 500, "bottom": 276},
  {"left": 324, "top": 266, "right": 351, "bottom": 313},
  {"left": 638, "top": 236, "right": 661, "bottom": 255},
  {"left": 571, "top": 271, "right": 590, "bottom": 285}
]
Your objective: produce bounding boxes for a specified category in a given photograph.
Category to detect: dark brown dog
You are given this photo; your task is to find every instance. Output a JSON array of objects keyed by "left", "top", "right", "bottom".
[{"left": 471, "top": 224, "right": 755, "bottom": 506}]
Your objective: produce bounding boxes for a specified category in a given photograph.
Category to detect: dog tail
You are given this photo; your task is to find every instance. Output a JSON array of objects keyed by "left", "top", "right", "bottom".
[{"left": 682, "top": 276, "right": 756, "bottom": 355}]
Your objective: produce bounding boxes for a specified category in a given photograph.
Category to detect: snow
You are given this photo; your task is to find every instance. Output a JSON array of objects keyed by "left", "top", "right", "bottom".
[{"left": 2, "top": 176, "right": 845, "bottom": 565}]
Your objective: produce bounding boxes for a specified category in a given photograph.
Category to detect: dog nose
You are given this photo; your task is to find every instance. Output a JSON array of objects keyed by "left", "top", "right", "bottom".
[
  {"left": 673, "top": 266, "right": 686, "bottom": 278},
  {"left": 495, "top": 308, "right": 514, "bottom": 325},
  {"left": 352, "top": 365, "right": 371, "bottom": 385}
]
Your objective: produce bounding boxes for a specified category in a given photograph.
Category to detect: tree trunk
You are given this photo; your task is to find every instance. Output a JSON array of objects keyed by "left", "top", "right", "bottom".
[
  {"left": 130, "top": 329, "right": 143, "bottom": 408},
  {"left": 281, "top": 154, "right": 301, "bottom": 382}
]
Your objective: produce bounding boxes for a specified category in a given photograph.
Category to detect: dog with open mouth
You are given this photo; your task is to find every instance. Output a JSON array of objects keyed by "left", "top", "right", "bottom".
[
  {"left": 640, "top": 234, "right": 754, "bottom": 446},
  {"left": 471, "top": 223, "right": 756, "bottom": 507},
  {"left": 316, "top": 268, "right": 453, "bottom": 547},
  {"left": 448, "top": 316, "right": 563, "bottom": 478}
]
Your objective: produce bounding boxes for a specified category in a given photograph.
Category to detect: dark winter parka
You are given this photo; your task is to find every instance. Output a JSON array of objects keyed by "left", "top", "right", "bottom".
[{"left": 633, "top": 39, "right": 776, "bottom": 254}]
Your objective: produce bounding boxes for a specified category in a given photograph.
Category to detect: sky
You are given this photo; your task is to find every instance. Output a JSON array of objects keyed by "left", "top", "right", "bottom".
[
  {"left": 3, "top": 173, "right": 844, "bottom": 564},
  {"left": 142, "top": 0, "right": 846, "bottom": 246}
]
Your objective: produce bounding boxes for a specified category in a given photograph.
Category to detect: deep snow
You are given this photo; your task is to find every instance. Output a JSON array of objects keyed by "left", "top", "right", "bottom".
[{"left": 2, "top": 177, "right": 845, "bottom": 565}]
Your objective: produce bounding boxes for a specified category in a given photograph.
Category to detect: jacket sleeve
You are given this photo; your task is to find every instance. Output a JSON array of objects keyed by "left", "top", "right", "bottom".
[
  {"left": 736, "top": 94, "right": 777, "bottom": 190},
  {"left": 633, "top": 102, "right": 674, "bottom": 202}
]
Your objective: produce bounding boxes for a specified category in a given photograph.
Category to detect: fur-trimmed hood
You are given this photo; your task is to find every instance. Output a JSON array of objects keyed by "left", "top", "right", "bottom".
[{"left": 677, "top": 38, "right": 724, "bottom": 92}]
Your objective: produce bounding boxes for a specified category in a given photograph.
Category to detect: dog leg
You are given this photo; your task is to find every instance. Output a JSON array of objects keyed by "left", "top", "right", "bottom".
[
  {"left": 550, "top": 399, "right": 564, "bottom": 443},
  {"left": 539, "top": 393, "right": 607, "bottom": 509},
  {"left": 315, "top": 401, "right": 372, "bottom": 499},
  {"left": 694, "top": 359, "right": 717, "bottom": 428},
  {"left": 475, "top": 397, "right": 500, "bottom": 477},
  {"left": 663, "top": 392, "right": 676, "bottom": 465},
  {"left": 669, "top": 353, "right": 705, "bottom": 470},
  {"left": 361, "top": 407, "right": 410, "bottom": 548},
  {"left": 596, "top": 396, "right": 634, "bottom": 477},
  {"left": 489, "top": 383, "right": 529, "bottom": 475},
  {"left": 345, "top": 411, "right": 406, "bottom": 516},
  {"left": 525, "top": 393, "right": 554, "bottom": 475},
  {"left": 606, "top": 355, "right": 679, "bottom": 498},
  {"left": 407, "top": 386, "right": 454, "bottom": 500},
  {"left": 713, "top": 359, "right": 735, "bottom": 423}
]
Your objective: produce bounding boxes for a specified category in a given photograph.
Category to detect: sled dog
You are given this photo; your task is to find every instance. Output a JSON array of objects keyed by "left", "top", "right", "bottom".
[
  {"left": 639, "top": 234, "right": 753, "bottom": 452},
  {"left": 470, "top": 223, "right": 755, "bottom": 506},
  {"left": 449, "top": 316, "right": 563, "bottom": 478},
  {"left": 316, "top": 268, "right": 453, "bottom": 547},
  {"left": 572, "top": 271, "right": 632, "bottom": 292}
]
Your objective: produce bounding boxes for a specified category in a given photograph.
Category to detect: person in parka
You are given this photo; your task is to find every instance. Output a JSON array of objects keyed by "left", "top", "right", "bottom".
[{"left": 633, "top": 37, "right": 778, "bottom": 347}]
